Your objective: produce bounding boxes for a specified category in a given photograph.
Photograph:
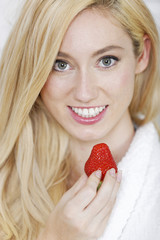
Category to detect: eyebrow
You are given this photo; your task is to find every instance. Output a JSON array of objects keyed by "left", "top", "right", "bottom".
[
  {"left": 57, "top": 45, "right": 124, "bottom": 59},
  {"left": 92, "top": 45, "right": 124, "bottom": 57}
]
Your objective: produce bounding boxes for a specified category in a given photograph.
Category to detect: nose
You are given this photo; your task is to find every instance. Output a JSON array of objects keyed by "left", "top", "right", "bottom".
[{"left": 73, "top": 70, "right": 98, "bottom": 103}]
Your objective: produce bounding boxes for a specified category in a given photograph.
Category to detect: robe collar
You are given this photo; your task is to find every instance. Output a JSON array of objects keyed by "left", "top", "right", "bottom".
[{"left": 100, "top": 122, "right": 159, "bottom": 240}]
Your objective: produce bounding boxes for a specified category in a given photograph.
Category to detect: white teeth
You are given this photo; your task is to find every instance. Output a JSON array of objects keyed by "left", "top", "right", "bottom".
[
  {"left": 71, "top": 106, "right": 106, "bottom": 118},
  {"left": 89, "top": 108, "right": 96, "bottom": 117},
  {"left": 95, "top": 107, "right": 99, "bottom": 114},
  {"left": 82, "top": 108, "right": 89, "bottom": 117}
]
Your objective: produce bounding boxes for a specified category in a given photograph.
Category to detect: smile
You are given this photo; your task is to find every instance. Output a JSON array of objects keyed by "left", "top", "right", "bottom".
[
  {"left": 68, "top": 105, "right": 108, "bottom": 125},
  {"left": 70, "top": 106, "right": 106, "bottom": 118}
]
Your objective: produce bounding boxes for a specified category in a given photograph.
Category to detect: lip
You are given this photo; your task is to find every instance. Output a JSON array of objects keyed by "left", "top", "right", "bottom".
[{"left": 68, "top": 105, "right": 108, "bottom": 125}]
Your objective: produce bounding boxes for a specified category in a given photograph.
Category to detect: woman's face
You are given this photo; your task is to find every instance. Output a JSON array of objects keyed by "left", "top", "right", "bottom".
[{"left": 41, "top": 9, "right": 141, "bottom": 142}]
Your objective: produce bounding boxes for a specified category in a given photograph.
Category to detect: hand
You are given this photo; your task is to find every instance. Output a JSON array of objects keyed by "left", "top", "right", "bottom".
[{"left": 38, "top": 169, "right": 121, "bottom": 240}]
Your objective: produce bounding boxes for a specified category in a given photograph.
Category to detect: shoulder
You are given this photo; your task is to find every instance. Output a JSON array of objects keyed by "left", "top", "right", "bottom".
[
  {"left": 120, "top": 122, "right": 160, "bottom": 239},
  {"left": 135, "top": 122, "right": 160, "bottom": 164},
  {"left": 122, "top": 122, "right": 160, "bottom": 165},
  {"left": 118, "top": 122, "right": 160, "bottom": 194},
  {"left": 99, "top": 122, "right": 160, "bottom": 240}
]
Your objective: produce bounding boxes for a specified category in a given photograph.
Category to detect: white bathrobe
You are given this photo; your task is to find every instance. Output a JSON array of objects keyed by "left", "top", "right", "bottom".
[{"left": 99, "top": 122, "right": 160, "bottom": 240}]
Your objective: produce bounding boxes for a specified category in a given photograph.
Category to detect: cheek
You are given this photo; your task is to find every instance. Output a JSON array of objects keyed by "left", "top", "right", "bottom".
[
  {"left": 41, "top": 75, "right": 70, "bottom": 101},
  {"left": 114, "top": 70, "right": 134, "bottom": 97},
  {"left": 120, "top": 71, "right": 134, "bottom": 93}
]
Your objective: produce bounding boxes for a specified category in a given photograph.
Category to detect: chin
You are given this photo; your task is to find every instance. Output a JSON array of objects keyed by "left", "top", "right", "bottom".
[{"left": 71, "top": 129, "right": 106, "bottom": 142}]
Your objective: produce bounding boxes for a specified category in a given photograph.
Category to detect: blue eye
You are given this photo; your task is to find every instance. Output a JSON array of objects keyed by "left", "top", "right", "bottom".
[
  {"left": 53, "top": 60, "right": 70, "bottom": 72},
  {"left": 98, "top": 56, "right": 119, "bottom": 68}
]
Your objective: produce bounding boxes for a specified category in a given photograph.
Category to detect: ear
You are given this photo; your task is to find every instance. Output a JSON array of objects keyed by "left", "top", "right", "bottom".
[{"left": 135, "top": 35, "right": 151, "bottom": 74}]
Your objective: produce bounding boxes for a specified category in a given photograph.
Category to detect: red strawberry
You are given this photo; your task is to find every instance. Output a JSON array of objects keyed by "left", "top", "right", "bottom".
[{"left": 84, "top": 143, "right": 117, "bottom": 181}]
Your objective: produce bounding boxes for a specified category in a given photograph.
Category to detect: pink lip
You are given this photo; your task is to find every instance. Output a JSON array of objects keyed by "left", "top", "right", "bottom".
[{"left": 68, "top": 106, "right": 108, "bottom": 125}]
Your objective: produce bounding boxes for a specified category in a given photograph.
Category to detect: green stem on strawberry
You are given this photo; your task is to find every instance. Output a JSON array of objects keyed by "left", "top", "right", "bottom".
[{"left": 97, "top": 181, "right": 103, "bottom": 191}]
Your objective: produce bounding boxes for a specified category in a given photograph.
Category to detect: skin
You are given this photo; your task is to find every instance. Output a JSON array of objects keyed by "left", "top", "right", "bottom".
[
  {"left": 38, "top": 170, "right": 121, "bottom": 240},
  {"left": 39, "top": 8, "right": 150, "bottom": 240}
]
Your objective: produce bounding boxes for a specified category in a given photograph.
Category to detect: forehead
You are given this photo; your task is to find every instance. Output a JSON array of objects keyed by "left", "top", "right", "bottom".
[{"left": 60, "top": 9, "right": 132, "bottom": 52}]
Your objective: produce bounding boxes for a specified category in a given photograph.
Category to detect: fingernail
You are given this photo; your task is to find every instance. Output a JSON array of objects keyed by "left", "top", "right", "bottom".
[
  {"left": 95, "top": 170, "right": 102, "bottom": 179},
  {"left": 117, "top": 171, "right": 122, "bottom": 182},
  {"left": 110, "top": 168, "right": 116, "bottom": 177}
]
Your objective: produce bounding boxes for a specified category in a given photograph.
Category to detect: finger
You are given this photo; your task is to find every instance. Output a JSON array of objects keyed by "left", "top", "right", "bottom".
[
  {"left": 70, "top": 170, "right": 102, "bottom": 211},
  {"left": 95, "top": 170, "right": 122, "bottom": 223},
  {"left": 86, "top": 171, "right": 122, "bottom": 236},
  {"left": 85, "top": 169, "right": 117, "bottom": 217},
  {"left": 60, "top": 173, "right": 87, "bottom": 204}
]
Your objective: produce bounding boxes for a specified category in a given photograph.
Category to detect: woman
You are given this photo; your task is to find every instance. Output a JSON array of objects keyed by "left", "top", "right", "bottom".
[{"left": 0, "top": 0, "right": 159, "bottom": 239}]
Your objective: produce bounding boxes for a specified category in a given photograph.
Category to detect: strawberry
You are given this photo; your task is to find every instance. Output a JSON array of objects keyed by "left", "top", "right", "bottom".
[{"left": 84, "top": 143, "right": 117, "bottom": 181}]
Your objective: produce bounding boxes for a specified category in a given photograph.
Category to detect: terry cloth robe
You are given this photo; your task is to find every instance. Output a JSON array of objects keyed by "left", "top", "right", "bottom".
[{"left": 99, "top": 122, "right": 160, "bottom": 240}]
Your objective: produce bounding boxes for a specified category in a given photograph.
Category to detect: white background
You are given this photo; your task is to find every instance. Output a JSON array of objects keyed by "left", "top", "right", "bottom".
[{"left": 0, "top": 0, "right": 160, "bottom": 57}]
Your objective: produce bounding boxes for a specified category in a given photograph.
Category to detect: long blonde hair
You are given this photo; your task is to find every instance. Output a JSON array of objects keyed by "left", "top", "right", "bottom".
[{"left": 0, "top": 0, "right": 159, "bottom": 239}]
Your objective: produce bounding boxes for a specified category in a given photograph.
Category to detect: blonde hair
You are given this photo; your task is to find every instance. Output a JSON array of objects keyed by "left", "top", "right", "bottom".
[{"left": 0, "top": 0, "right": 159, "bottom": 239}]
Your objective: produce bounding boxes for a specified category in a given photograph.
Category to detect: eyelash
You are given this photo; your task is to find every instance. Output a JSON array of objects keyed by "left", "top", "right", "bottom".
[
  {"left": 53, "top": 60, "right": 71, "bottom": 72},
  {"left": 52, "top": 55, "right": 119, "bottom": 72},
  {"left": 97, "top": 56, "right": 119, "bottom": 69}
]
